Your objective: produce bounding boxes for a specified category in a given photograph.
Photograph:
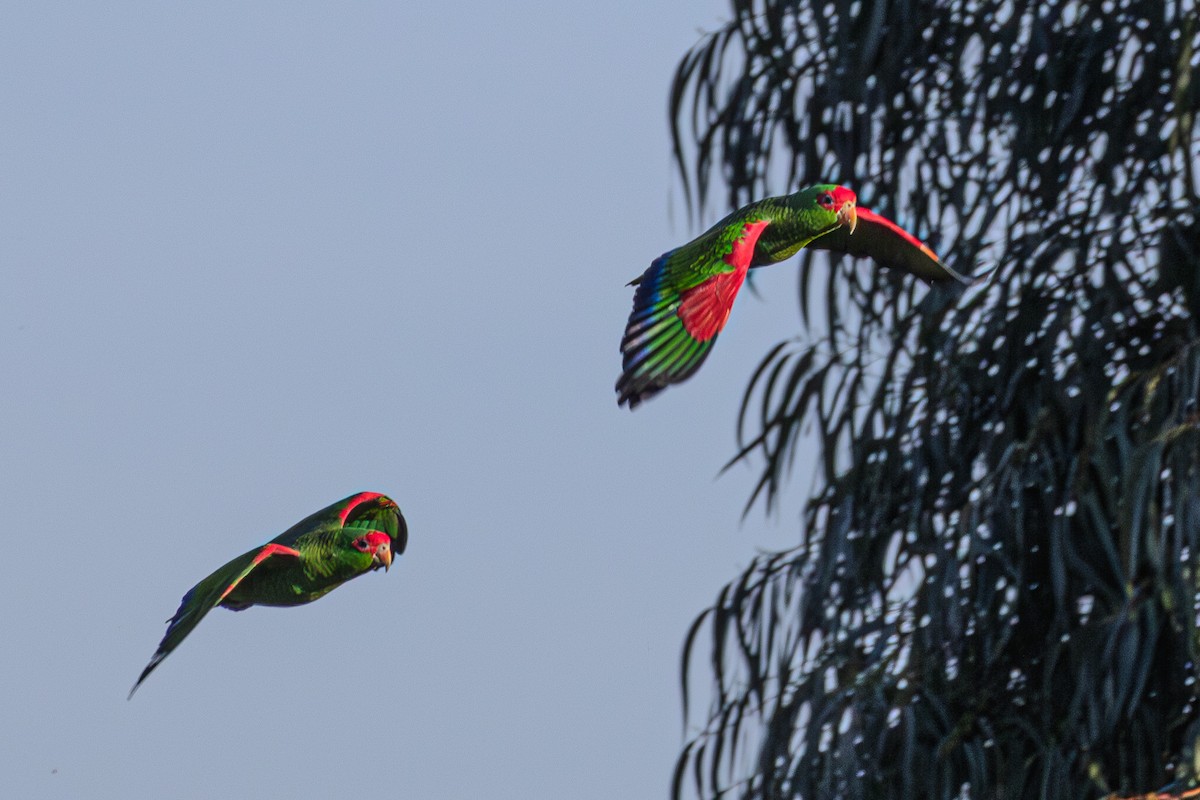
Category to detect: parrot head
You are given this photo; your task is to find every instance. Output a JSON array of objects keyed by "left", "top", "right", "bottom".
[
  {"left": 341, "top": 491, "right": 407, "bottom": 569},
  {"left": 352, "top": 531, "right": 394, "bottom": 571},
  {"left": 814, "top": 185, "right": 857, "bottom": 234}
]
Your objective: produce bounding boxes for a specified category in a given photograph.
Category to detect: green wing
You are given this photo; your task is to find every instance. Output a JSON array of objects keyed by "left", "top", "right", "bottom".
[
  {"left": 616, "top": 206, "right": 775, "bottom": 409},
  {"left": 129, "top": 541, "right": 302, "bottom": 698}
]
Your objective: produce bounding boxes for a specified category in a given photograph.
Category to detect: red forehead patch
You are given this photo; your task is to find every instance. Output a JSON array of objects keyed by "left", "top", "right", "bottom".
[
  {"left": 360, "top": 531, "right": 391, "bottom": 547},
  {"left": 340, "top": 491, "right": 386, "bottom": 524},
  {"left": 828, "top": 185, "right": 857, "bottom": 206}
]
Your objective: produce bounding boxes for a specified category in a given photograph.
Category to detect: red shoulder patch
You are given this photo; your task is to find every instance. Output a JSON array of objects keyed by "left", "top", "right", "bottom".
[
  {"left": 677, "top": 220, "right": 770, "bottom": 342},
  {"left": 339, "top": 492, "right": 387, "bottom": 524},
  {"left": 216, "top": 543, "right": 302, "bottom": 603}
]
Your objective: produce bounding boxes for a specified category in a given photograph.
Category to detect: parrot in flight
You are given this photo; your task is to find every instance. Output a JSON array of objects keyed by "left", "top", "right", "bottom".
[
  {"left": 616, "top": 184, "right": 972, "bottom": 408},
  {"left": 130, "top": 491, "right": 407, "bottom": 697}
]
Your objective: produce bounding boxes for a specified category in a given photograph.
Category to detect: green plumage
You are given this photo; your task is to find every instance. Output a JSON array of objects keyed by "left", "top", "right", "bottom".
[
  {"left": 130, "top": 491, "right": 407, "bottom": 697},
  {"left": 617, "top": 184, "right": 968, "bottom": 408},
  {"left": 748, "top": 193, "right": 844, "bottom": 265},
  {"left": 617, "top": 186, "right": 846, "bottom": 408},
  {"left": 643, "top": 186, "right": 841, "bottom": 294}
]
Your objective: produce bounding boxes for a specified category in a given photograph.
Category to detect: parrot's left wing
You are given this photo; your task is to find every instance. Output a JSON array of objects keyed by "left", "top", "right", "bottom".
[{"left": 129, "top": 542, "right": 302, "bottom": 698}]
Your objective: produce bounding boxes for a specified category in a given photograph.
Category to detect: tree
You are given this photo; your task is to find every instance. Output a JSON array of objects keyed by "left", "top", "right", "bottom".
[{"left": 669, "top": 2, "right": 1200, "bottom": 798}]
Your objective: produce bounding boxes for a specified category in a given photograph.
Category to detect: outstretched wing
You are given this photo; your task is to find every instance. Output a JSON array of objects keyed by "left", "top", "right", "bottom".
[
  {"left": 617, "top": 219, "right": 771, "bottom": 409},
  {"left": 808, "top": 207, "right": 972, "bottom": 284},
  {"left": 129, "top": 542, "right": 302, "bottom": 698}
]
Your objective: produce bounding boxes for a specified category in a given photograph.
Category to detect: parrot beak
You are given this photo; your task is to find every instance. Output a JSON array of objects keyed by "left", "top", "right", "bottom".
[
  {"left": 838, "top": 201, "right": 857, "bottom": 235},
  {"left": 376, "top": 543, "right": 393, "bottom": 572}
]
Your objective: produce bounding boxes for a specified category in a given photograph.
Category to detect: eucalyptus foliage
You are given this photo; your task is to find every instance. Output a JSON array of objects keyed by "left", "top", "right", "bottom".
[{"left": 670, "top": 2, "right": 1200, "bottom": 798}]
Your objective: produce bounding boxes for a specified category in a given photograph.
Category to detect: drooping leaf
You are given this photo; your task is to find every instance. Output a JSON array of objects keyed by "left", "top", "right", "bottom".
[{"left": 670, "top": 1, "right": 1200, "bottom": 799}]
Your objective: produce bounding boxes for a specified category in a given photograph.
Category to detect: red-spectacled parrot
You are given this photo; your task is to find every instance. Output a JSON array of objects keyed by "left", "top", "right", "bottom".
[
  {"left": 616, "top": 184, "right": 971, "bottom": 408},
  {"left": 130, "top": 491, "right": 407, "bottom": 697}
]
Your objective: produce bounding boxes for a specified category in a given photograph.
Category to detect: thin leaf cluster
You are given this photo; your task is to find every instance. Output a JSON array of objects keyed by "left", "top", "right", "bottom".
[{"left": 670, "top": 1, "right": 1200, "bottom": 798}]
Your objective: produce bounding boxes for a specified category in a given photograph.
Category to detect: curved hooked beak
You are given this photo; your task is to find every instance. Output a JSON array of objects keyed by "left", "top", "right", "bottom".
[
  {"left": 375, "top": 543, "right": 393, "bottom": 572},
  {"left": 837, "top": 201, "right": 857, "bottom": 235}
]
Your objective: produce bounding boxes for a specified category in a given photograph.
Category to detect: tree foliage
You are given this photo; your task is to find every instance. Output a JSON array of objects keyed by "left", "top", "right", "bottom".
[{"left": 670, "top": 1, "right": 1200, "bottom": 798}]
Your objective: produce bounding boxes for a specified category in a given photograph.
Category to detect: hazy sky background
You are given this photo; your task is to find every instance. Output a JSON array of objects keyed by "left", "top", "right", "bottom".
[{"left": 1, "top": 3, "right": 819, "bottom": 798}]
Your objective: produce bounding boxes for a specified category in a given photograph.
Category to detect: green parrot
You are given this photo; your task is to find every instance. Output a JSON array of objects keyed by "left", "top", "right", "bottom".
[
  {"left": 616, "top": 184, "right": 972, "bottom": 408},
  {"left": 130, "top": 491, "right": 407, "bottom": 697}
]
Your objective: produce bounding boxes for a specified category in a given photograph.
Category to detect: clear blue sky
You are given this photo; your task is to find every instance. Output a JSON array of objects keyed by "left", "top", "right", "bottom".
[{"left": 1, "top": 3, "right": 812, "bottom": 797}]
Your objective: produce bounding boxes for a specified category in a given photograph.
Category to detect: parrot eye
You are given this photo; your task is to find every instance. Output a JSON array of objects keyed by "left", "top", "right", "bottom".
[{"left": 818, "top": 193, "right": 834, "bottom": 206}]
